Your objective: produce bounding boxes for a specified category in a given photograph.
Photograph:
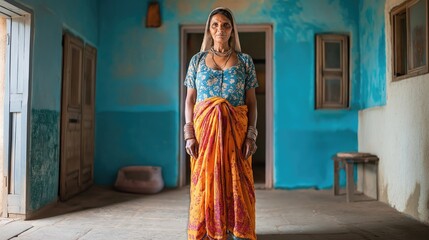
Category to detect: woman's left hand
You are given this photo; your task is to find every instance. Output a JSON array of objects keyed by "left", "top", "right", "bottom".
[{"left": 242, "top": 138, "right": 257, "bottom": 159}]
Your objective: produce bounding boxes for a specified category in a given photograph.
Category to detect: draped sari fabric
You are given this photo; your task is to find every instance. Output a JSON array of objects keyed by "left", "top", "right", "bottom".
[{"left": 188, "top": 97, "right": 256, "bottom": 240}]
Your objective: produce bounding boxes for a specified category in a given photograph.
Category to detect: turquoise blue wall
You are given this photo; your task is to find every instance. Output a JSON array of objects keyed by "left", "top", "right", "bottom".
[
  {"left": 267, "top": 0, "right": 360, "bottom": 188},
  {"left": 359, "top": 0, "right": 386, "bottom": 108},
  {"left": 96, "top": 0, "right": 360, "bottom": 189},
  {"left": 13, "top": 0, "right": 98, "bottom": 211},
  {"left": 96, "top": 0, "right": 182, "bottom": 187},
  {"left": 8, "top": 0, "right": 377, "bottom": 213}
]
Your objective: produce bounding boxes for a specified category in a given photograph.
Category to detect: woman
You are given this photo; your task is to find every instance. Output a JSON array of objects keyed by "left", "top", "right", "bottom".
[{"left": 184, "top": 7, "right": 258, "bottom": 240}]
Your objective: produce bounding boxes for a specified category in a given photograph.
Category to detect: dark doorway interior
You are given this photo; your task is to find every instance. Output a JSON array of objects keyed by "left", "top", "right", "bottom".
[
  {"left": 240, "top": 32, "right": 266, "bottom": 186},
  {"left": 185, "top": 33, "right": 203, "bottom": 185}
]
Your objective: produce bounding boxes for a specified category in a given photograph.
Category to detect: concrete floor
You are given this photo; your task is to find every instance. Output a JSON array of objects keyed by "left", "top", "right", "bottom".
[{"left": 1, "top": 186, "right": 429, "bottom": 240}]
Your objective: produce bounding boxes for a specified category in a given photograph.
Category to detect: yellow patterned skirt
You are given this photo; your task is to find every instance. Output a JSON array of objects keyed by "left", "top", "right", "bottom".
[{"left": 187, "top": 97, "right": 256, "bottom": 240}]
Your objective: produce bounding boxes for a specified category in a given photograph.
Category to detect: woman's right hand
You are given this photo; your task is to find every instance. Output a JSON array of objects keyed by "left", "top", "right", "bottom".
[{"left": 186, "top": 138, "right": 199, "bottom": 158}]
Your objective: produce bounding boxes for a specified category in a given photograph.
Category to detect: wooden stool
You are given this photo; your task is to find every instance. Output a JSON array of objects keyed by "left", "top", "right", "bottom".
[{"left": 332, "top": 152, "right": 379, "bottom": 202}]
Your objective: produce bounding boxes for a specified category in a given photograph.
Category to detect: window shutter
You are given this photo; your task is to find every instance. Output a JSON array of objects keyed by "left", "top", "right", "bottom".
[{"left": 315, "top": 34, "right": 349, "bottom": 109}]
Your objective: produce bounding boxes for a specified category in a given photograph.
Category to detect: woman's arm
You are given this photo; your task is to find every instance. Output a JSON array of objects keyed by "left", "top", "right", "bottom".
[
  {"left": 185, "top": 88, "right": 197, "bottom": 123},
  {"left": 185, "top": 88, "right": 199, "bottom": 158},
  {"left": 245, "top": 88, "right": 257, "bottom": 128},
  {"left": 243, "top": 88, "right": 258, "bottom": 159}
]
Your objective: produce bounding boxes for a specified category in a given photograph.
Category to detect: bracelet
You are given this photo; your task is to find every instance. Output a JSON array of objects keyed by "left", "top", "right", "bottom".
[
  {"left": 184, "top": 133, "right": 195, "bottom": 141},
  {"left": 246, "top": 126, "right": 258, "bottom": 142},
  {"left": 184, "top": 122, "right": 195, "bottom": 140}
]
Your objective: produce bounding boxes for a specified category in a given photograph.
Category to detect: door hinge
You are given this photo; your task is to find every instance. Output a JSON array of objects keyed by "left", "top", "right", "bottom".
[
  {"left": 6, "top": 33, "right": 10, "bottom": 46},
  {"left": 3, "top": 176, "right": 7, "bottom": 188}
]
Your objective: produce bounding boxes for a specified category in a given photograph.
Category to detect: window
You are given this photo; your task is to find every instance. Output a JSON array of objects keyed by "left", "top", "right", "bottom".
[
  {"left": 391, "top": 0, "right": 428, "bottom": 80},
  {"left": 315, "top": 34, "right": 349, "bottom": 109}
]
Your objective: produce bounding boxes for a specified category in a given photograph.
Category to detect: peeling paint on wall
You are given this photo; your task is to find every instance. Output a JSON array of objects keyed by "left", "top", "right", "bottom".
[
  {"left": 271, "top": 0, "right": 357, "bottom": 42},
  {"left": 359, "top": 0, "right": 386, "bottom": 108},
  {"left": 381, "top": 184, "right": 389, "bottom": 203},
  {"left": 359, "top": 0, "right": 429, "bottom": 225},
  {"left": 427, "top": 193, "right": 429, "bottom": 221},
  {"left": 405, "top": 183, "right": 421, "bottom": 219},
  {"left": 29, "top": 109, "right": 60, "bottom": 211}
]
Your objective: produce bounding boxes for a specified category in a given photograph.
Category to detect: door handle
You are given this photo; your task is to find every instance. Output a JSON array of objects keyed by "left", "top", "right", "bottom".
[{"left": 69, "top": 118, "right": 79, "bottom": 123}]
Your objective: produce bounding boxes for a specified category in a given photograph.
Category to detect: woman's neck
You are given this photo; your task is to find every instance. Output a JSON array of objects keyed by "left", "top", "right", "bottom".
[{"left": 212, "top": 43, "right": 230, "bottom": 53}]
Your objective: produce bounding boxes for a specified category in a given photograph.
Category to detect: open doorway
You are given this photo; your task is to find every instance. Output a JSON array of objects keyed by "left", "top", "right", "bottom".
[
  {"left": 179, "top": 25, "right": 273, "bottom": 189},
  {"left": 0, "top": 2, "right": 32, "bottom": 218}
]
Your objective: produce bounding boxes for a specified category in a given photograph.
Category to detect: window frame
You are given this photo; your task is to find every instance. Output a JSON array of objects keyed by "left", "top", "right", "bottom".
[
  {"left": 315, "top": 34, "right": 349, "bottom": 109},
  {"left": 391, "top": 0, "right": 429, "bottom": 81}
]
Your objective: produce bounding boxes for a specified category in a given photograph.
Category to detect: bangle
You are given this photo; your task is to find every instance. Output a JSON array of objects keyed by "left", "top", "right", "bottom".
[
  {"left": 246, "top": 126, "right": 258, "bottom": 142},
  {"left": 184, "top": 122, "right": 195, "bottom": 140},
  {"left": 184, "top": 133, "right": 195, "bottom": 141},
  {"left": 184, "top": 122, "right": 194, "bottom": 130}
]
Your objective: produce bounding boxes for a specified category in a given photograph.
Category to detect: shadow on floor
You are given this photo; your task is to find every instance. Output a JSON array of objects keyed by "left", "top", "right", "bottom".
[
  {"left": 257, "top": 232, "right": 429, "bottom": 240},
  {"left": 29, "top": 186, "right": 167, "bottom": 220},
  {"left": 5, "top": 186, "right": 429, "bottom": 240},
  {"left": 257, "top": 234, "right": 330, "bottom": 240},
  {"left": 257, "top": 234, "right": 356, "bottom": 240}
]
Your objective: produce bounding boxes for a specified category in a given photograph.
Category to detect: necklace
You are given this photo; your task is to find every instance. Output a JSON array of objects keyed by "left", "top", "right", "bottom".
[
  {"left": 211, "top": 51, "right": 232, "bottom": 70},
  {"left": 210, "top": 47, "right": 233, "bottom": 57}
]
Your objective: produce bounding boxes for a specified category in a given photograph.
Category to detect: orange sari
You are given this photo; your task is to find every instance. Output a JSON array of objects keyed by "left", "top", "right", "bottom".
[{"left": 188, "top": 97, "right": 256, "bottom": 240}]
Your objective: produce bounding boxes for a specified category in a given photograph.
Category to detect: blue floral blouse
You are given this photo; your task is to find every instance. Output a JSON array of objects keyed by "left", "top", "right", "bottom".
[{"left": 184, "top": 51, "right": 259, "bottom": 106}]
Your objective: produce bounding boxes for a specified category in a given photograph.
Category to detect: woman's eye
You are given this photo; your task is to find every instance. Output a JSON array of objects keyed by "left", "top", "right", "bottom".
[
  {"left": 223, "top": 23, "right": 231, "bottom": 28},
  {"left": 211, "top": 23, "right": 218, "bottom": 28}
]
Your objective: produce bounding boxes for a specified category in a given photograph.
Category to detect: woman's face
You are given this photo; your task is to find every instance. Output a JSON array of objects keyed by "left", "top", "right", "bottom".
[{"left": 209, "top": 13, "right": 233, "bottom": 45}]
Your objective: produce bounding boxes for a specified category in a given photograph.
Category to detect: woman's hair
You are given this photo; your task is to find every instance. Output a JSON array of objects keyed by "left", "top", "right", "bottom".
[
  {"left": 207, "top": 8, "right": 235, "bottom": 48},
  {"left": 208, "top": 8, "right": 234, "bottom": 26}
]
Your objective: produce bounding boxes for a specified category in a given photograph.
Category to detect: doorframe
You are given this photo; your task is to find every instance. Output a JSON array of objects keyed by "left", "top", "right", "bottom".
[
  {"left": 179, "top": 24, "right": 274, "bottom": 189},
  {"left": 1, "top": 0, "right": 32, "bottom": 218}
]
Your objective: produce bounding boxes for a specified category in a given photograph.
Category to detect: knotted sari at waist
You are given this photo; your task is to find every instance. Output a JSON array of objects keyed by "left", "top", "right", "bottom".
[{"left": 188, "top": 97, "right": 256, "bottom": 240}]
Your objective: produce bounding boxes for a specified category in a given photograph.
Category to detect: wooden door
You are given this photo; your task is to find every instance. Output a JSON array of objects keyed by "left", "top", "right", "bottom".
[
  {"left": 4, "top": 14, "right": 31, "bottom": 215},
  {"left": 60, "top": 33, "right": 83, "bottom": 200},
  {"left": 80, "top": 45, "right": 96, "bottom": 191}
]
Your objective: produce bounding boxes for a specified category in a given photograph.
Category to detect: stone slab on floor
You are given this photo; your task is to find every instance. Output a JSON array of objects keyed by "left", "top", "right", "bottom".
[
  {"left": 0, "top": 186, "right": 428, "bottom": 240},
  {"left": 0, "top": 220, "right": 32, "bottom": 240}
]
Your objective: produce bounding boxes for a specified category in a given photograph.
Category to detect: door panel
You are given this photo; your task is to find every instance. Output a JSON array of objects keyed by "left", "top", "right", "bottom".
[
  {"left": 80, "top": 45, "right": 96, "bottom": 191},
  {"left": 5, "top": 15, "right": 31, "bottom": 215},
  {"left": 60, "top": 33, "right": 83, "bottom": 201}
]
